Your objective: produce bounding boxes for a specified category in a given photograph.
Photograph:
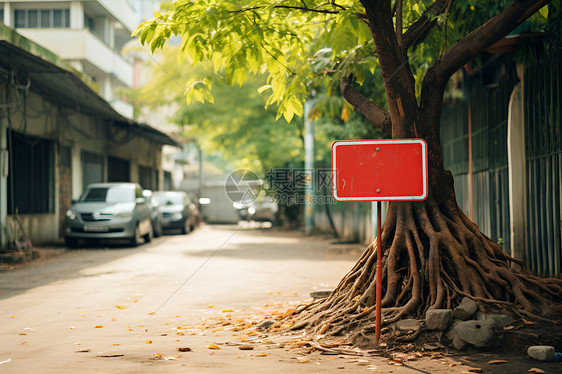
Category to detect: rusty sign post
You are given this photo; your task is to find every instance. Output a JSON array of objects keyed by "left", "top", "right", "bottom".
[{"left": 332, "top": 139, "right": 428, "bottom": 344}]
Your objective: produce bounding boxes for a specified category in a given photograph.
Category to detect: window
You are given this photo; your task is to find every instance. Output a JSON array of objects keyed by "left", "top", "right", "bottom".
[
  {"left": 14, "top": 8, "right": 70, "bottom": 28},
  {"left": 7, "top": 131, "right": 54, "bottom": 214}
]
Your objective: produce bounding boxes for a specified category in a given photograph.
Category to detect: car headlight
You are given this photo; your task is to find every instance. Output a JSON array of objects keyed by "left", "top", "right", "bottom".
[
  {"left": 114, "top": 211, "right": 133, "bottom": 219},
  {"left": 66, "top": 210, "right": 76, "bottom": 220},
  {"left": 172, "top": 213, "right": 183, "bottom": 220}
]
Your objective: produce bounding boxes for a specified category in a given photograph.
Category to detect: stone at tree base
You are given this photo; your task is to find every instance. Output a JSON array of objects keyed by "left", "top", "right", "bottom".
[
  {"left": 453, "top": 297, "right": 478, "bottom": 321},
  {"left": 310, "top": 290, "right": 333, "bottom": 299},
  {"left": 451, "top": 320, "right": 499, "bottom": 350},
  {"left": 527, "top": 346, "right": 555, "bottom": 361},
  {"left": 425, "top": 309, "right": 452, "bottom": 331},
  {"left": 475, "top": 313, "right": 513, "bottom": 328},
  {"left": 396, "top": 318, "right": 420, "bottom": 331}
]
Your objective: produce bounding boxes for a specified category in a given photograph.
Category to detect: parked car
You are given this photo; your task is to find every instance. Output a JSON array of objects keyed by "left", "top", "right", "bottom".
[
  {"left": 143, "top": 190, "right": 163, "bottom": 238},
  {"left": 234, "top": 198, "right": 278, "bottom": 223},
  {"left": 64, "top": 183, "right": 153, "bottom": 247},
  {"left": 153, "top": 191, "right": 199, "bottom": 234}
]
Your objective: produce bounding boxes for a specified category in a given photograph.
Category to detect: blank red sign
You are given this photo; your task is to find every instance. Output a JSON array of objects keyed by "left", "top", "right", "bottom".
[{"left": 332, "top": 139, "right": 428, "bottom": 201}]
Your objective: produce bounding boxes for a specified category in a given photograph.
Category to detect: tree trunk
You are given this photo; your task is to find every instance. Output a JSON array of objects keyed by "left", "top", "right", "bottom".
[{"left": 288, "top": 0, "right": 562, "bottom": 345}]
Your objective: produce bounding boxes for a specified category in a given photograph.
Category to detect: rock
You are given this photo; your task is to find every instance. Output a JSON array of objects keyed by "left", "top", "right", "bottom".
[
  {"left": 310, "top": 290, "right": 333, "bottom": 299},
  {"left": 257, "top": 320, "right": 274, "bottom": 330},
  {"left": 527, "top": 346, "right": 555, "bottom": 362},
  {"left": 475, "top": 313, "right": 513, "bottom": 328},
  {"left": 425, "top": 309, "right": 452, "bottom": 331},
  {"left": 451, "top": 320, "right": 499, "bottom": 350},
  {"left": 453, "top": 297, "right": 478, "bottom": 321},
  {"left": 396, "top": 318, "right": 419, "bottom": 331},
  {"left": 239, "top": 345, "right": 254, "bottom": 351}
]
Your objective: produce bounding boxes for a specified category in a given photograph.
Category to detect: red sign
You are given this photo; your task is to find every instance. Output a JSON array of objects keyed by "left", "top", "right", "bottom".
[{"left": 332, "top": 139, "right": 428, "bottom": 201}]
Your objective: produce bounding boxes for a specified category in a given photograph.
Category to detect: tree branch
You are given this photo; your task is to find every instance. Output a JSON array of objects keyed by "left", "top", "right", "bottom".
[
  {"left": 396, "top": 0, "right": 403, "bottom": 48},
  {"left": 433, "top": 0, "right": 551, "bottom": 86},
  {"left": 230, "top": 4, "right": 341, "bottom": 16},
  {"left": 402, "top": 0, "right": 452, "bottom": 52},
  {"left": 340, "top": 75, "right": 390, "bottom": 130}
]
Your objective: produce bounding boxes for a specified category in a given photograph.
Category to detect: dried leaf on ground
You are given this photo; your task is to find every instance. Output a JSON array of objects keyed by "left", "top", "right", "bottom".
[
  {"left": 528, "top": 368, "right": 546, "bottom": 373},
  {"left": 115, "top": 305, "right": 126, "bottom": 310},
  {"left": 94, "top": 325, "right": 103, "bottom": 328},
  {"left": 75, "top": 349, "right": 91, "bottom": 353},
  {"left": 145, "top": 340, "right": 153, "bottom": 344},
  {"left": 208, "top": 344, "right": 221, "bottom": 350},
  {"left": 98, "top": 354, "right": 124, "bottom": 358},
  {"left": 487, "top": 360, "right": 507, "bottom": 364},
  {"left": 178, "top": 347, "right": 192, "bottom": 352},
  {"left": 256, "top": 352, "right": 268, "bottom": 357}
]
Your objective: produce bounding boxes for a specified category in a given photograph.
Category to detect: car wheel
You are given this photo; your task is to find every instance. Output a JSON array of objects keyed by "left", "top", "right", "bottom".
[
  {"left": 65, "top": 237, "right": 79, "bottom": 248},
  {"left": 180, "top": 219, "right": 190, "bottom": 235},
  {"left": 143, "top": 226, "right": 153, "bottom": 243},
  {"left": 153, "top": 221, "right": 162, "bottom": 238},
  {"left": 130, "top": 224, "right": 142, "bottom": 247}
]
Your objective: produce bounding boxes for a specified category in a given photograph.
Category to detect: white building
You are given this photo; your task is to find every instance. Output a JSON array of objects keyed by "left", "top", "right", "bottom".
[{"left": 0, "top": 0, "right": 158, "bottom": 118}]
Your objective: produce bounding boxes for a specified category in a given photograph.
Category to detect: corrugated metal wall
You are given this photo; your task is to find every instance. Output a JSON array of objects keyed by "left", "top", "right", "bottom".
[
  {"left": 441, "top": 69, "right": 516, "bottom": 253},
  {"left": 524, "top": 38, "right": 562, "bottom": 278}
]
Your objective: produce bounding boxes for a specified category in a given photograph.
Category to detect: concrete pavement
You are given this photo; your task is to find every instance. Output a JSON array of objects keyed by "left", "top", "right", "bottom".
[{"left": 1, "top": 224, "right": 559, "bottom": 373}]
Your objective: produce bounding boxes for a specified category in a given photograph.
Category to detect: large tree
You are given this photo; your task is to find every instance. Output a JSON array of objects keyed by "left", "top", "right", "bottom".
[{"left": 136, "top": 0, "right": 562, "bottom": 341}]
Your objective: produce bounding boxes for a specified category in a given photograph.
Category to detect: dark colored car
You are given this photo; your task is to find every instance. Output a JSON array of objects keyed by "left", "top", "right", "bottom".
[
  {"left": 153, "top": 191, "right": 198, "bottom": 234},
  {"left": 64, "top": 183, "right": 153, "bottom": 247}
]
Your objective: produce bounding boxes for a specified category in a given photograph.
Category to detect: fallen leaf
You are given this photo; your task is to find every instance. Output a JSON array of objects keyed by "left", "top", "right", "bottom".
[
  {"left": 75, "top": 349, "right": 91, "bottom": 353},
  {"left": 178, "top": 347, "right": 192, "bottom": 352},
  {"left": 134, "top": 299, "right": 138, "bottom": 303},
  {"left": 208, "top": 344, "right": 221, "bottom": 350},
  {"left": 256, "top": 352, "right": 268, "bottom": 357},
  {"left": 113, "top": 344, "right": 120, "bottom": 346},
  {"left": 298, "top": 358, "right": 309, "bottom": 363},
  {"left": 147, "top": 312, "right": 155, "bottom": 315},
  {"left": 222, "top": 309, "right": 234, "bottom": 313},
  {"left": 98, "top": 354, "right": 124, "bottom": 358},
  {"left": 487, "top": 360, "right": 507, "bottom": 364},
  {"left": 209, "top": 305, "right": 214, "bottom": 308},
  {"left": 111, "top": 318, "right": 117, "bottom": 322},
  {"left": 94, "top": 325, "right": 103, "bottom": 328},
  {"left": 164, "top": 356, "right": 181, "bottom": 360},
  {"left": 154, "top": 353, "right": 163, "bottom": 358},
  {"left": 522, "top": 319, "right": 536, "bottom": 325},
  {"left": 18, "top": 333, "right": 26, "bottom": 336},
  {"left": 282, "top": 308, "right": 297, "bottom": 318},
  {"left": 145, "top": 340, "right": 153, "bottom": 344},
  {"left": 20, "top": 342, "right": 28, "bottom": 345},
  {"left": 528, "top": 369, "right": 546, "bottom": 373},
  {"left": 115, "top": 305, "right": 126, "bottom": 310}
]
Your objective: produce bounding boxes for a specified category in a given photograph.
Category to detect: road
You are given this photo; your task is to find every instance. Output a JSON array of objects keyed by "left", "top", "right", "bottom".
[
  {"left": 0, "top": 224, "right": 362, "bottom": 373},
  {"left": 1, "top": 225, "right": 557, "bottom": 374}
]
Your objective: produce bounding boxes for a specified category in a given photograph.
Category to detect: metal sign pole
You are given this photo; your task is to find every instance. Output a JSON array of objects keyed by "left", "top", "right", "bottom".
[{"left": 375, "top": 200, "right": 382, "bottom": 344}]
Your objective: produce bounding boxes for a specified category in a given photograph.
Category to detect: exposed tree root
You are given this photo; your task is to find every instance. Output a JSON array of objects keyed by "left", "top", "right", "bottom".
[{"left": 289, "top": 196, "right": 562, "bottom": 343}]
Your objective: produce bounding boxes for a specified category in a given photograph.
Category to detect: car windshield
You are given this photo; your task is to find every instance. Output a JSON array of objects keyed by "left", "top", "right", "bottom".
[
  {"left": 80, "top": 187, "right": 135, "bottom": 203},
  {"left": 154, "top": 194, "right": 183, "bottom": 205}
]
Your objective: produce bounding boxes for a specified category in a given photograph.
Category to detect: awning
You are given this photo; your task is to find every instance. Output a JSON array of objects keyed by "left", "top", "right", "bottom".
[{"left": 0, "top": 38, "right": 179, "bottom": 147}]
